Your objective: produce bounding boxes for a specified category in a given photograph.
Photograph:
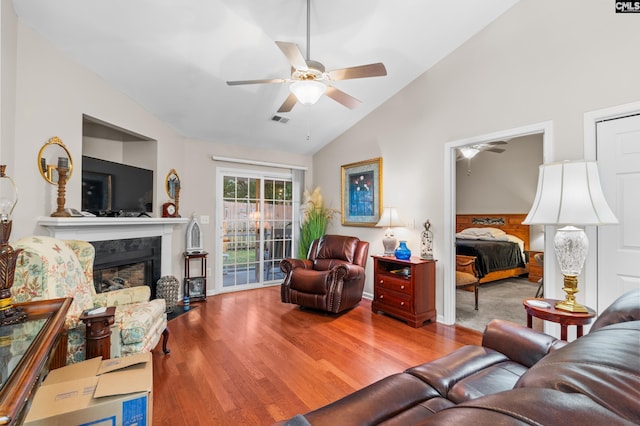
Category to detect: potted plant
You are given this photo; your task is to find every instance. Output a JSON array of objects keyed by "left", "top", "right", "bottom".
[{"left": 298, "top": 187, "right": 337, "bottom": 258}]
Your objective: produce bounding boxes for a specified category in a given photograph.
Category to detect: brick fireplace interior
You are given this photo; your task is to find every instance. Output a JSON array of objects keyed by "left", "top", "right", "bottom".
[{"left": 91, "top": 236, "right": 161, "bottom": 298}]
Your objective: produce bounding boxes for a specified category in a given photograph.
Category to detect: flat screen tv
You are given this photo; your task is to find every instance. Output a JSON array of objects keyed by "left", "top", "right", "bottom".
[{"left": 82, "top": 156, "right": 153, "bottom": 215}]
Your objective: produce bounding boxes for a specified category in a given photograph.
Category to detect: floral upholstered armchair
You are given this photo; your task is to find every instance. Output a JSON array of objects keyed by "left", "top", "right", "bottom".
[{"left": 11, "top": 235, "right": 169, "bottom": 364}]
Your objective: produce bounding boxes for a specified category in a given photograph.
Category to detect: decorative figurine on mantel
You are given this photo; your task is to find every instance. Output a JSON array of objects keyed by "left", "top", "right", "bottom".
[{"left": 420, "top": 220, "right": 434, "bottom": 260}]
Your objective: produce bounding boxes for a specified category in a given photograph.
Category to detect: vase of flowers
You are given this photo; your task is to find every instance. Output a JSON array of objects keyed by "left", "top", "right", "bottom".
[{"left": 298, "top": 187, "right": 338, "bottom": 258}]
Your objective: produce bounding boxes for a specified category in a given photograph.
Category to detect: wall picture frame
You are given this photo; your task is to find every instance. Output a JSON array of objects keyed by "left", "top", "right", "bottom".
[{"left": 341, "top": 157, "right": 383, "bottom": 226}]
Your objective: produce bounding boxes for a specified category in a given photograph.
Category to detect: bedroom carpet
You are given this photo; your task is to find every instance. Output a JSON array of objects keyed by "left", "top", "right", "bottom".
[{"left": 456, "top": 277, "right": 540, "bottom": 333}]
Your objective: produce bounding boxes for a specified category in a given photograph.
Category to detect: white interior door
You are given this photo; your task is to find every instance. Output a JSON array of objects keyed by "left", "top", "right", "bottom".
[{"left": 596, "top": 115, "right": 640, "bottom": 312}]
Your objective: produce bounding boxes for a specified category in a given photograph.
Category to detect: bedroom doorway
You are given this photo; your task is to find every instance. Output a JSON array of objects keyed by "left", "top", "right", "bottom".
[{"left": 443, "top": 121, "right": 553, "bottom": 327}]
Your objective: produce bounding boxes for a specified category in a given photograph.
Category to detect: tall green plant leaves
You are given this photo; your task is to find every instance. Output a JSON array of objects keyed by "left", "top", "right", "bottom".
[{"left": 297, "top": 188, "right": 337, "bottom": 259}]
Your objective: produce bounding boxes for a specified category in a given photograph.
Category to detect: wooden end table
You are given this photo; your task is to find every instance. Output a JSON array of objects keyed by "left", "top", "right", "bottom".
[
  {"left": 523, "top": 298, "right": 596, "bottom": 340},
  {"left": 80, "top": 306, "right": 116, "bottom": 360}
]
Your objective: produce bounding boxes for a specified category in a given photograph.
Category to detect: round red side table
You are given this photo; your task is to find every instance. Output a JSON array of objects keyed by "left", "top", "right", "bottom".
[{"left": 523, "top": 298, "right": 596, "bottom": 340}]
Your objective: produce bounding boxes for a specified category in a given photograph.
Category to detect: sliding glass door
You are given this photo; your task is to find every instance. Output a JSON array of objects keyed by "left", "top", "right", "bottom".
[{"left": 216, "top": 169, "right": 294, "bottom": 292}]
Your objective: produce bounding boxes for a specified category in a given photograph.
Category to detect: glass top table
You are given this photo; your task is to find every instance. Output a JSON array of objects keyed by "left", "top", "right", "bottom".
[{"left": 0, "top": 298, "right": 71, "bottom": 425}]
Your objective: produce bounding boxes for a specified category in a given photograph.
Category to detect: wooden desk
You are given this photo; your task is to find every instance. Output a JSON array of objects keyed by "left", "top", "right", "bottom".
[
  {"left": 0, "top": 297, "right": 71, "bottom": 425},
  {"left": 523, "top": 298, "right": 596, "bottom": 340}
]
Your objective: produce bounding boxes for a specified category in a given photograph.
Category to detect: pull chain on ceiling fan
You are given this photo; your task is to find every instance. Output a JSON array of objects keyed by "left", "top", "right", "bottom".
[
  {"left": 457, "top": 141, "right": 508, "bottom": 175},
  {"left": 226, "top": 0, "right": 387, "bottom": 113}
]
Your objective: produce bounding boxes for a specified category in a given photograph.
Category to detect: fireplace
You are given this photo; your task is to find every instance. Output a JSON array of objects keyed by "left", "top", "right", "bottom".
[
  {"left": 37, "top": 217, "right": 188, "bottom": 295},
  {"left": 91, "top": 236, "right": 161, "bottom": 298}
]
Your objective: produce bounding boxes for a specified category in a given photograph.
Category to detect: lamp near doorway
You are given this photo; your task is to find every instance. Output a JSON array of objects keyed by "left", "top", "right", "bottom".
[
  {"left": 523, "top": 160, "right": 617, "bottom": 312},
  {"left": 376, "top": 207, "right": 402, "bottom": 256}
]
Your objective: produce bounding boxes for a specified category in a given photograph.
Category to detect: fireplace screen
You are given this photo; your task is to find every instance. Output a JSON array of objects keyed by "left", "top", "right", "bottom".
[{"left": 91, "top": 236, "right": 161, "bottom": 296}]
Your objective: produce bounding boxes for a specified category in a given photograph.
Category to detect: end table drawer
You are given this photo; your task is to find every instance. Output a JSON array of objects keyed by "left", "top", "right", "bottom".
[
  {"left": 377, "top": 275, "right": 412, "bottom": 295},
  {"left": 376, "top": 288, "right": 412, "bottom": 313}
]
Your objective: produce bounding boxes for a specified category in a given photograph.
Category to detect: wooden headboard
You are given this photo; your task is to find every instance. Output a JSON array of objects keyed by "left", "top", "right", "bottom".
[{"left": 456, "top": 213, "right": 530, "bottom": 251}]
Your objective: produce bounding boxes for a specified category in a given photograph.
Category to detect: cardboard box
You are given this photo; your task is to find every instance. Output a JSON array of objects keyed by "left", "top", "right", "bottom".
[{"left": 24, "top": 352, "right": 153, "bottom": 426}]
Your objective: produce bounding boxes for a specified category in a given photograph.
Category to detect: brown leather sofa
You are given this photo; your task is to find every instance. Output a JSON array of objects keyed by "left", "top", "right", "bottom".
[
  {"left": 278, "top": 289, "right": 640, "bottom": 425},
  {"left": 280, "top": 235, "right": 369, "bottom": 313}
]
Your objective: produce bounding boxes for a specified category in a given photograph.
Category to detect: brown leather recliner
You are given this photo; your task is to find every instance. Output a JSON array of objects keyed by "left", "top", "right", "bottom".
[{"left": 280, "top": 235, "right": 369, "bottom": 313}]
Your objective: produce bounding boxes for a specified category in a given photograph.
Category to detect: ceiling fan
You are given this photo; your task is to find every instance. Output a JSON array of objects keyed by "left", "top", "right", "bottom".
[
  {"left": 226, "top": 0, "right": 387, "bottom": 113},
  {"left": 456, "top": 141, "right": 507, "bottom": 161},
  {"left": 457, "top": 141, "right": 508, "bottom": 176}
]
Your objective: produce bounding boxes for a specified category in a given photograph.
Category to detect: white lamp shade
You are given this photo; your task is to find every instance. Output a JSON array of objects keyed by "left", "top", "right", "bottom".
[
  {"left": 289, "top": 80, "right": 326, "bottom": 105},
  {"left": 523, "top": 160, "right": 618, "bottom": 225},
  {"left": 376, "top": 207, "right": 402, "bottom": 228}
]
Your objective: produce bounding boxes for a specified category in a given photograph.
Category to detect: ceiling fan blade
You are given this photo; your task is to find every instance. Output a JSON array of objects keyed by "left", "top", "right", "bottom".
[
  {"left": 327, "top": 63, "right": 387, "bottom": 81},
  {"left": 277, "top": 93, "right": 298, "bottom": 113},
  {"left": 275, "top": 41, "right": 308, "bottom": 71},
  {"left": 325, "top": 86, "right": 361, "bottom": 109},
  {"left": 486, "top": 140, "right": 508, "bottom": 145},
  {"left": 226, "top": 78, "right": 286, "bottom": 86},
  {"left": 486, "top": 148, "right": 506, "bottom": 153}
]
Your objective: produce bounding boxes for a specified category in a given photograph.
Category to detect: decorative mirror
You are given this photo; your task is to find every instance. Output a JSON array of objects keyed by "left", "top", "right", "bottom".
[
  {"left": 165, "top": 169, "right": 180, "bottom": 200},
  {"left": 38, "top": 136, "right": 73, "bottom": 184}
]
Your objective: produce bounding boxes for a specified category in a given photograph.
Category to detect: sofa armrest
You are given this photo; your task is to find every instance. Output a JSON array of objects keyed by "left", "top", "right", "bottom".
[
  {"left": 93, "top": 286, "right": 151, "bottom": 307},
  {"left": 481, "top": 319, "right": 559, "bottom": 367},
  {"left": 280, "top": 258, "right": 313, "bottom": 274},
  {"left": 332, "top": 263, "right": 365, "bottom": 281}
]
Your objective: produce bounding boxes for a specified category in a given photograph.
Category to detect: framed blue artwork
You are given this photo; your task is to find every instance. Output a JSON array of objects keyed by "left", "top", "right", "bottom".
[{"left": 341, "top": 157, "right": 382, "bottom": 226}]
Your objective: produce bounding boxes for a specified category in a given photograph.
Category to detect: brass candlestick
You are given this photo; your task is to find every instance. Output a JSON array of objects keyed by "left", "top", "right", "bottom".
[
  {"left": 51, "top": 158, "right": 71, "bottom": 217},
  {"left": 174, "top": 184, "right": 181, "bottom": 218}
]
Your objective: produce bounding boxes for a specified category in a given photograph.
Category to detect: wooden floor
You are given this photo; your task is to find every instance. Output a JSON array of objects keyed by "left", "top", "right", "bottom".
[{"left": 151, "top": 286, "right": 481, "bottom": 425}]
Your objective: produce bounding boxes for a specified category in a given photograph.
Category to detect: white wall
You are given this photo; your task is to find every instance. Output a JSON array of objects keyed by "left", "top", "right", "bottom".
[
  {"left": 0, "top": 1, "right": 18, "bottom": 167},
  {"left": 180, "top": 138, "right": 312, "bottom": 259},
  {"left": 456, "top": 134, "right": 542, "bottom": 213},
  {"left": 8, "top": 13, "right": 312, "bottom": 281},
  {"left": 313, "top": 0, "right": 640, "bottom": 315}
]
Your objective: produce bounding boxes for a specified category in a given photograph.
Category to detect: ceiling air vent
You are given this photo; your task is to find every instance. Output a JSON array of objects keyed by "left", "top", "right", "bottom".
[{"left": 270, "top": 115, "right": 289, "bottom": 124}]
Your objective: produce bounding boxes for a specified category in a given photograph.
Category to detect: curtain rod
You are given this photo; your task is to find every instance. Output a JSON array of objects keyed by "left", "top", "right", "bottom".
[{"left": 211, "top": 155, "right": 308, "bottom": 171}]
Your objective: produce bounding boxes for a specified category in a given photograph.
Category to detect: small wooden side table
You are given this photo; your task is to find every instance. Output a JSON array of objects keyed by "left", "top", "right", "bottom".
[
  {"left": 80, "top": 306, "right": 116, "bottom": 360},
  {"left": 523, "top": 298, "right": 596, "bottom": 340}
]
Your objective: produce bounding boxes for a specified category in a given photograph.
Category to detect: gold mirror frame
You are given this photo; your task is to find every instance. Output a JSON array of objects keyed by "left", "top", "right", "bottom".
[
  {"left": 165, "top": 169, "right": 180, "bottom": 200},
  {"left": 37, "top": 136, "right": 73, "bottom": 184}
]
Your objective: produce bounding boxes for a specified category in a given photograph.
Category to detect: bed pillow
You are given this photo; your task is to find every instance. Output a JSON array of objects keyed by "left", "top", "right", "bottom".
[{"left": 457, "top": 227, "right": 507, "bottom": 238}]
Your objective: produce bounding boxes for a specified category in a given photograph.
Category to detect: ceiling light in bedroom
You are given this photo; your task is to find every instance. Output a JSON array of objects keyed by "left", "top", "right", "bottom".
[
  {"left": 523, "top": 160, "right": 617, "bottom": 313},
  {"left": 460, "top": 147, "right": 480, "bottom": 159}
]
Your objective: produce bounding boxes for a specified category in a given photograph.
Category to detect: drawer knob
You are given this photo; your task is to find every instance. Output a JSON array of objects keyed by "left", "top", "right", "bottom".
[
  {"left": 380, "top": 295, "right": 384, "bottom": 299},
  {"left": 400, "top": 285, "right": 405, "bottom": 290},
  {"left": 379, "top": 279, "right": 384, "bottom": 284},
  {"left": 400, "top": 301, "right": 405, "bottom": 306}
]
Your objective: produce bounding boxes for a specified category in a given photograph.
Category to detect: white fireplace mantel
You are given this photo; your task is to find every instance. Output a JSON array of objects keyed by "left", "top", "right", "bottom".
[{"left": 37, "top": 217, "right": 189, "bottom": 276}]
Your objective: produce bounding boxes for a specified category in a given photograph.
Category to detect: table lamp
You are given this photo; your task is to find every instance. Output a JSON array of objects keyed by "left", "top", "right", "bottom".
[
  {"left": 0, "top": 165, "right": 26, "bottom": 326},
  {"left": 376, "top": 207, "right": 401, "bottom": 256},
  {"left": 523, "top": 160, "right": 617, "bottom": 312}
]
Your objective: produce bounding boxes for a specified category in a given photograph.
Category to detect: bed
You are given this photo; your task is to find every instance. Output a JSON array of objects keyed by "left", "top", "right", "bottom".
[{"left": 456, "top": 214, "right": 530, "bottom": 284}]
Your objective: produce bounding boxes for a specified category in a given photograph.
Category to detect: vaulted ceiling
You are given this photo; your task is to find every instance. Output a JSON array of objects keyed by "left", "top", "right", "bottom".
[{"left": 12, "top": 0, "right": 520, "bottom": 155}]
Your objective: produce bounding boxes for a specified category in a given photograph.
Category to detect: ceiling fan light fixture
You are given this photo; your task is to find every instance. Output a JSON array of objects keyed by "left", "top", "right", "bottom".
[
  {"left": 460, "top": 147, "right": 480, "bottom": 159},
  {"left": 290, "top": 80, "right": 326, "bottom": 105}
]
